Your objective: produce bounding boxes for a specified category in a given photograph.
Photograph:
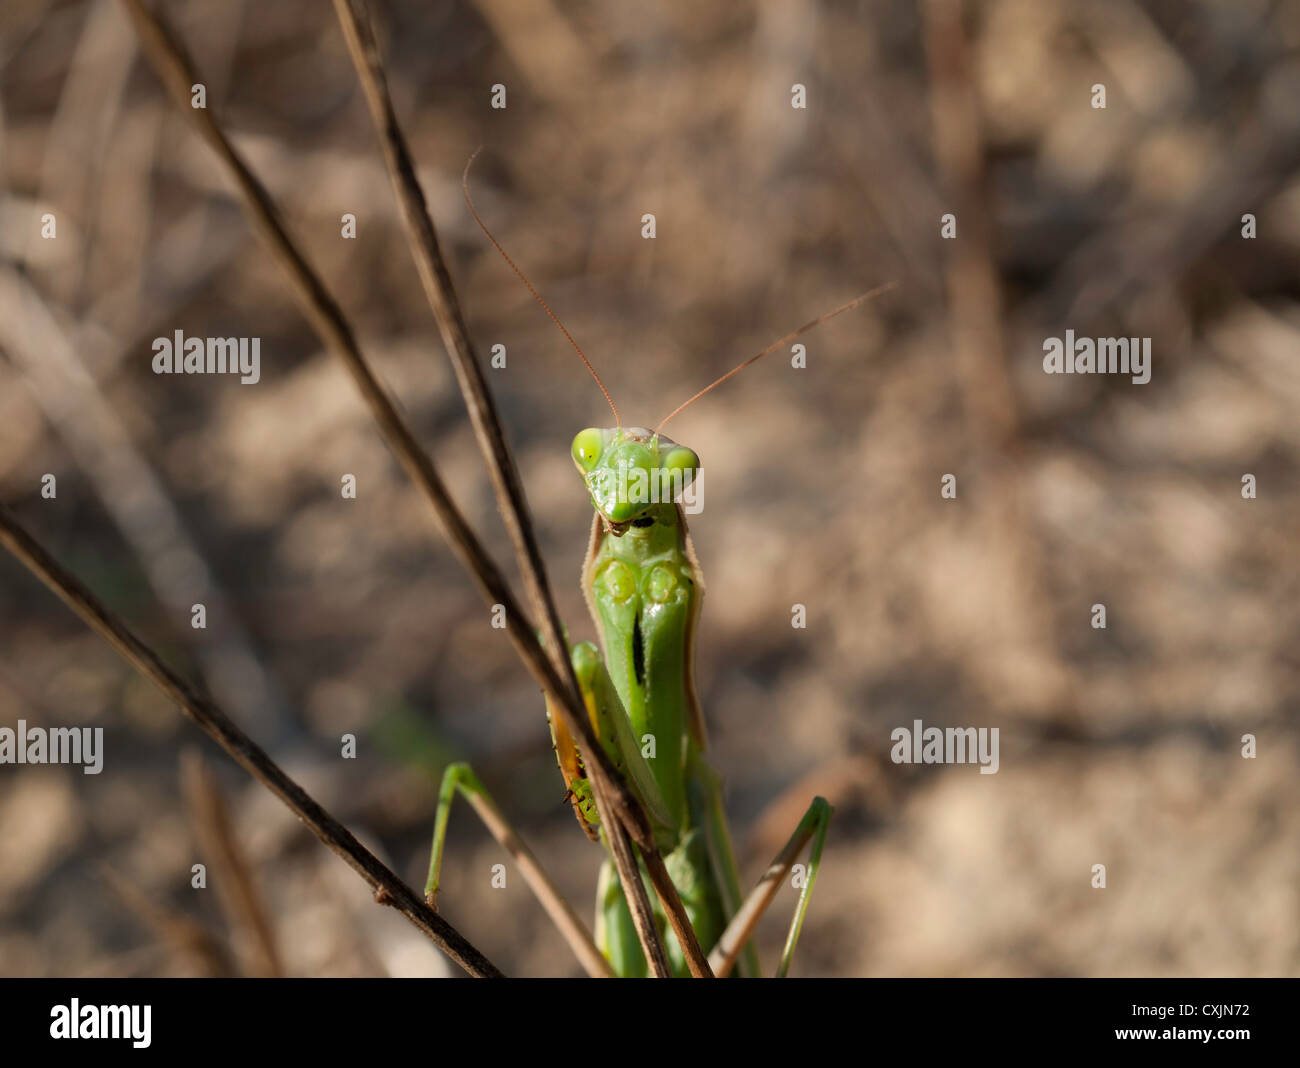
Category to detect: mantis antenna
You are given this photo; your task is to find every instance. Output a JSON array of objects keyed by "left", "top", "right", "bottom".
[
  {"left": 463, "top": 149, "right": 622, "bottom": 428},
  {"left": 654, "top": 280, "right": 898, "bottom": 434}
]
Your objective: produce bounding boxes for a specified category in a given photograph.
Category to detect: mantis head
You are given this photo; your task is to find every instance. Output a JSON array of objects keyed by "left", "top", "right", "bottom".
[{"left": 571, "top": 427, "right": 700, "bottom": 527}]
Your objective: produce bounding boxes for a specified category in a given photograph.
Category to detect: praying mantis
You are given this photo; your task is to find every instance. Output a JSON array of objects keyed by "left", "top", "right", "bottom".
[{"left": 424, "top": 160, "right": 893, "bottom": 977}]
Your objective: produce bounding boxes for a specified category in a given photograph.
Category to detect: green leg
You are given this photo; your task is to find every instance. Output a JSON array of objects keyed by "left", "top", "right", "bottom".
[
  {"left": 424, "top": 761, "right": 481, "bottom": 908},
  {"left": 775, "top": 796, "right": 832, "bottom": 978},
  {"left": 425, "top": 761, "right": 614, "bottom": 977},
  {"left": 705, "top": 795, "right": 833, "bottom": 978}
]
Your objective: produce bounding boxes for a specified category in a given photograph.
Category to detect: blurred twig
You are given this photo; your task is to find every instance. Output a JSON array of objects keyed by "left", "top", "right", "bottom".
[
  {"left": 1027, "top": 123, "right": 1300, "bottom": 330},
  {"left": 101, "top": 865, "right": 236, "bottom": 978},
  {"left": 74, "top": 944, "right": 171, "bottom": 980},
  {"left": 469, "top": 0, "right": 595, "bottom": 103},
  {"left": 921, "top": 0, "right": 1018, "bottom": 450},
  {"left": 331, "top": 0, "right": 702, "bottom": 977},
  {"left": 115, "top": 0, "right": 651, "bottom": 918},
  {"left": 0, "top": 503, "right": 503, "bottom": 978},
  {"left": 116, "top": 0, "right": 562, "bottom": 775},
  {"left": 25, "top": 0, "right": 135, "bottom": 310},
  {"left": 180, "top": 748, "right": 283, "bottom": 978},
  {"left": 0, "top": 266, "right": 294, "bottom": 742},
  {"left": 923, "top": 0, "right": 1078, "bottom": 724}
]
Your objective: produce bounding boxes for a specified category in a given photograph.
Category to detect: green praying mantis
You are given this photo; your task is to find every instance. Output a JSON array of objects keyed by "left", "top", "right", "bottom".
[{"left": 424, "top": 164, "right": 893, "bottom": 977}]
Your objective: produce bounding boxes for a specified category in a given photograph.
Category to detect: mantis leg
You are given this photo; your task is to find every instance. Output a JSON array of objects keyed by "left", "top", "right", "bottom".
[
  {"left": 774, "top": 796, "right": 832, "bottom": 977},
  {"left": 706, "top": 796, "right": 833, "bottom": 978},
  {"left": 425, "top": 761, "right": 613, "bottom": 977}
]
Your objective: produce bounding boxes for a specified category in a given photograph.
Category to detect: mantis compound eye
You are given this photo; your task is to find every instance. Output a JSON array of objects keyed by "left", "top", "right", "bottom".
[
  {"left": 659, "top": 446, "right": 699, "bottom": 498},
  {"left": 571, "top": 428, "right": 605, "bottom": 472}
]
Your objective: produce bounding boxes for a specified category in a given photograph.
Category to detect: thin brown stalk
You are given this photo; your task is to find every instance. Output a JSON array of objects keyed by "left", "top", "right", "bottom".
[
  {"left": 118, "top": 0, "right": 699, "bottom": 978},
  {"left": 0, "top": 267, "right": 290, "bottom": 741},
  {"left": 641, "top": 849, "right": 715, "bottom": 977},
  {"left": 125, "top": 0, "right": 639, "bottom": 976},
  {"left": 922, "top": 0, "right": 1078, "bottom": 726},
  {"left": 101, "top": 865, "right": 236, "bottom": 978},
  {"left": 0, "top": 504, "right": 503, "bottom": 979},
  {"left": 120, "top": 0, "right": 605, "bottom": 834},
  {"left": 606, "top": 808, "right": 673, "bottom": 976},
  {"left": 450, "top": 782, "right": 615, "bottom": 978},
  {"left": 331, "top": 0, "right": 706, "bottom": 976},
  {"left": 180, "top": 749, "right": 283, "bottom": 977},
  {"left": 116, "top": 0, "right": 560, "bottom": 740}
]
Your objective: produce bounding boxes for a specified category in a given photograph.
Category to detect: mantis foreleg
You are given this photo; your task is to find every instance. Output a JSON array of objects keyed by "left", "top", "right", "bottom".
[
  {"left": 425, "top": 761, "right": 614, "bottom": 977},
  {"left": 706, "top": 796, "right": 833, "bottom": 978}
]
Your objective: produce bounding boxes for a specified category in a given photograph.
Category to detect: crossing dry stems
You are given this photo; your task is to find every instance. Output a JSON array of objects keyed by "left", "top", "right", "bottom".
[
  {"left": 20, "top": 0, "right": 708, "bottom": 977},
  {"left": 328, "top": 0, "right": 703, "bottom": 977},
  {"left": 0, "top": 0, "right": 756, "bottom": 979},
  {"left": 0, "top": 503, "right": 503, "bottom": 978}
]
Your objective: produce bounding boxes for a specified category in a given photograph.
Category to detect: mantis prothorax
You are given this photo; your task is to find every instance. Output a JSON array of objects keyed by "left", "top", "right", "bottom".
[{"left": 425, "top": 153, "right": 894, "bottom": 977}]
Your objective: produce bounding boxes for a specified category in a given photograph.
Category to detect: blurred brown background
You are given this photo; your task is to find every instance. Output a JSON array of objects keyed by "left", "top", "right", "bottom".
[{"left": 0, "top": 0, "right": 1297, "bottom": 977}]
